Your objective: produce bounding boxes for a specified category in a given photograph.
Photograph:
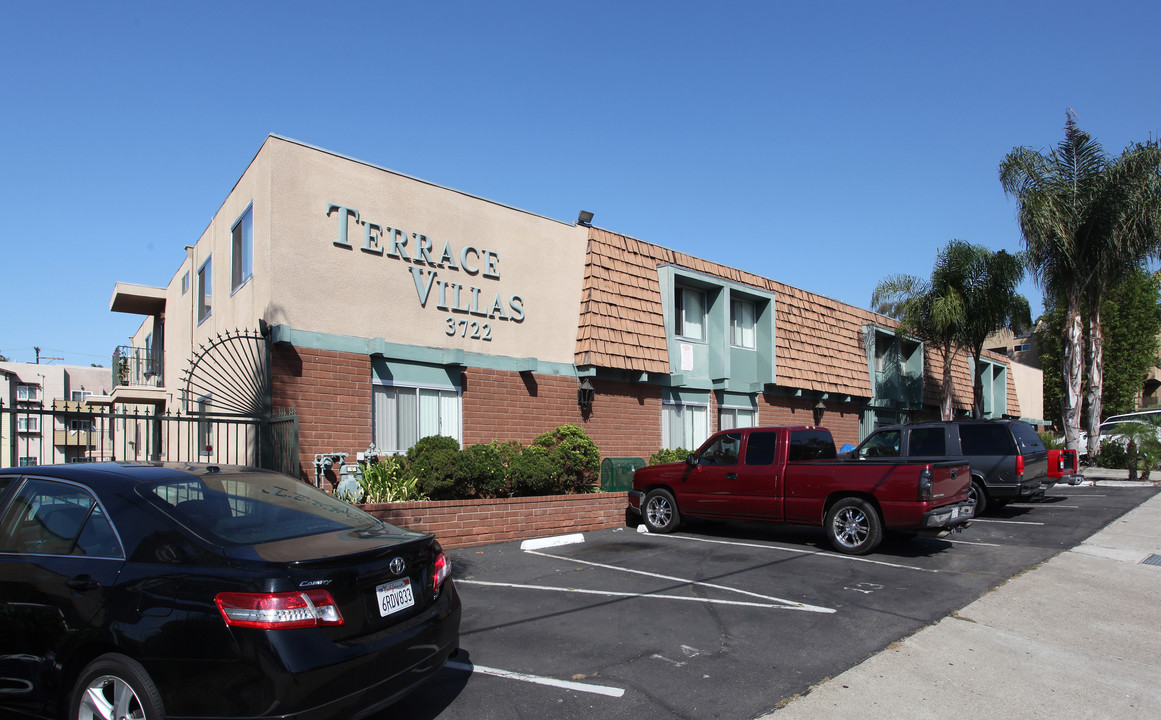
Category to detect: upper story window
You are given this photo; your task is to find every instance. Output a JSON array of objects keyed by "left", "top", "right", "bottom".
[
  {"left": 71, "top": 390, "right": 92, "bottom": 402},
  {"left": 231, "top": 205, "right": 253, "bottom": 293},
  {"left": 17, "top": 415, "right": 39, "bottom": 432},
  {"left": 674, "top": 287, "right": 706, "bottom": 341},
  {"left": 730, "top": 299, "right": 756, "bottom": 349},
  {"left": 198, "top": 257, "right": 212, "bottom": 323},
  {"left": 181, "top": 271, "right": 189, "bottom": 295},
  {"left": 16, "top": 384, "right": 41, "bottom": 402}
]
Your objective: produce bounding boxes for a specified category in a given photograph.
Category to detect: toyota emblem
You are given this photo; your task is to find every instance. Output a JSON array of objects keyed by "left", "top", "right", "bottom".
[{"left": 389, "top": 557, "right": 406, "bottom": 576}]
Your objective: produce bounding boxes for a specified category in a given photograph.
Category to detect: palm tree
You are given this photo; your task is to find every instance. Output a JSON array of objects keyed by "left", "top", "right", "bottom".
[
  {"left": 1000, "top": 112, "right": 1161, "bottom": 454},
  {"left": 947, "top": 246, "right": 1030, "bottom": 418}
]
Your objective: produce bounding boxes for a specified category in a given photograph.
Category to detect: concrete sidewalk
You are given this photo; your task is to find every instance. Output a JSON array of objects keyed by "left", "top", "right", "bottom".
[{"left": 765, "top": 474, "right": 1161, "bottom": 719}]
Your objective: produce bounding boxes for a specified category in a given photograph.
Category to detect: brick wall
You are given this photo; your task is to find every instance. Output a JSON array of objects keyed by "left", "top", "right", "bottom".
[
  {"left": 758, "top": 395, "right": 862, "bottom": 449},
  {"left": 361, "top": 492, "right": 630, "bottom": 549}
]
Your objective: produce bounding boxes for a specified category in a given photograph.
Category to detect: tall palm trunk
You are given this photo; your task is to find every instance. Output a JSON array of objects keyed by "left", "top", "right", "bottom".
[
  {"left": 940, "top": 342, "right": 955, "bottom": 420},
  {"left": 1085, "top": 289, "right": 1104, "bottom": 458},
  {"left": 1062, "top": 288, "right": 1085, "bottom": 451}
]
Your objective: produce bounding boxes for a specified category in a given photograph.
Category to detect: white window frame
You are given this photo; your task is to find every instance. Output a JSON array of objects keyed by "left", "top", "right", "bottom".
[
  {"left": 17, "top": 384, "right": 41, "bottom": 402},
  {"left": 674, "top": 286, "right": 707, "bottom": 342},
  {"left": 17, "top": 415, "right": 40, "bottom": 432},
  {"left": 197, "top": 256, "right": 212, "bottom": 323},
  {"left": 661, "top": 400, "right": 710, "bottom": 450},
  {"left": 373, "top": 383, "right": 462, "bottom": 453},
  {"left": 181, "top": 271, "right": 190, "bottom": 295},
  {"left": 71, "top": 390, "right": 93, "bottom": 402},
  {"left": 69, "top": 419, "right": 93, "bottom": 432},
  {"left": 730, "top": 299, "right": 756, "bottom": 349},
  {"left": 231, "top": 204, "right": 253, "bottom": 293},
  {"left": 720, "top": 405, "right": 757, "bottom": 430}
]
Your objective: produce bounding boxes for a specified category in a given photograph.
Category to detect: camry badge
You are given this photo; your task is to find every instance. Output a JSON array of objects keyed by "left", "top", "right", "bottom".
[{"left": 389, "top": 557, "right": 407, "bottom": 576}]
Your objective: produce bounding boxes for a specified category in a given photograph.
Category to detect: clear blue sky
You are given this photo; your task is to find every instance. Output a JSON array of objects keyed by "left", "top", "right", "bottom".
[{"left": 3, "top": 1, "right": 1159, "bottom": 368}]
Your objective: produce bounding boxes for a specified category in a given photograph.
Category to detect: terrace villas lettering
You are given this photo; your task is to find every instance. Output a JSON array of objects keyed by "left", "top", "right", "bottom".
[{"left": 327, "top": 203, "right": 525, "bottom": 342}]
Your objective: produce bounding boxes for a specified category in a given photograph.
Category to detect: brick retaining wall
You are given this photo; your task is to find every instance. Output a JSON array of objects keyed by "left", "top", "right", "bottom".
[{"left": 361, "top": 492, "right": 630, "bottom": 549}]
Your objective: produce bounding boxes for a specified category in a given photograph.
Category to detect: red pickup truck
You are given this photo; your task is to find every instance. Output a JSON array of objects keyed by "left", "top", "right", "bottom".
[{"left": 628, "top": 426, "right": 974, "bottom": 555}]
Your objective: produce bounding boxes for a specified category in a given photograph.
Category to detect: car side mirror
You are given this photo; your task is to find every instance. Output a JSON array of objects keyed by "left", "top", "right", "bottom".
[{"left": 685, "top": 454, "right": 698, "bottom": 467}]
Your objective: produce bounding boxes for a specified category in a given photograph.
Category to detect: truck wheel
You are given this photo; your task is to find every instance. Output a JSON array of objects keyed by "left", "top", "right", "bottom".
[
  {"left": 969, "top": 480, "right": 988, "bottom": 515},
  {"left": 642, "top": 489, "right": 680, "bottom": 533},
  {"left": 72, "top": 653, "right": 163, "bottom": 720},
  {"left": 825, "top": 497, "right": 882, "bottom": 555}
]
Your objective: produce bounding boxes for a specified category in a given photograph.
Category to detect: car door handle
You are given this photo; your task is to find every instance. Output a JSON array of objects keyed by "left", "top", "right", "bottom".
[
  {"left": 726, "top": 473, "right": 737, "bottom": 480},
  {"left": 66, "top": 575, "right": 102, "bottom": 592}
]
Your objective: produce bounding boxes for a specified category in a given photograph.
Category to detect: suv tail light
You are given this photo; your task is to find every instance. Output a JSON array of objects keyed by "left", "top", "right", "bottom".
[
  {"left": 1015, "top": 454, "right": 1025, "bottom": 478},
  {"left": 215, "top": 590, "right": 344, "bottom": 629},
  {"left": 917, "top": 466, "right": 933, "bottom": 503},
  {"left": 433, "top": 551, "right": 451, "bottom": 593}
]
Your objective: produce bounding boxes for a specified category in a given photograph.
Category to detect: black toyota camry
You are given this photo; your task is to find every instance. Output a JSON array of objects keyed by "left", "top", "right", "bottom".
[{"left": 0, "top": 462, "right": 461, "bottom": 720}]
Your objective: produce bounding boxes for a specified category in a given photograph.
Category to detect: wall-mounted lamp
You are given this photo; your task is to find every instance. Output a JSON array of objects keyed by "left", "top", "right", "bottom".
[
  {"left": 578, "top": 378, "right": 595, "bottom": 412},
  {"left": 813, "top": 399, "right": 826, "bottom": 426},
  {"left": 577, "top": 210, "right": 595, "bottom": 226}
]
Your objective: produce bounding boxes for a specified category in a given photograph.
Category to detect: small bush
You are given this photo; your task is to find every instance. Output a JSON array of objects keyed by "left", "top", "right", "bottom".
[
  {"left": 1039, "top": 432, "right": 1065, "bottom": 451},
  {"left": 1095, "top": 441, "right": 1129, "bottom": 469},
  {"left": 406, "top": 435, "right": 461, "bottom": 500},
  {"left": 360, "top": 455, "right": 425, "bottom": 503},
  {"left": 455, "top": 443, "right": 508, "bottom": 498},
  {"left": 506, "top": 444, "right": 557, "bottom": 496},
  {"left": 650, "top": 448, "right": 692, "bottom": 465},
  {"left": 532, "top": 424, "right": 600, "bottom": 494}
]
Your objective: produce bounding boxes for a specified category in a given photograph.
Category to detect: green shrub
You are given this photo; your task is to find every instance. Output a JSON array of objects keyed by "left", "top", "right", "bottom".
[
  {"left": 406, "top": 435, "right": 461, "bottom": 500},
  {"left": 1095, "top": 441, "right": 1129, "bottom": 469},
  {"left": 455, "top": 443, "right": 508, "bottom": 498},
  {"left": 650, "top": 448, "right": 692, "bottom": 465},
  {"left": 359, "top": 455, "right": 425, "bottom": 503},
  {"left": 1039, "top": 432, "right": 1065, "bottom": 450},
  {"left": 506, "top": 444, "right": 557, "bottom": 496},
  {"left": 532, "top": 424, "right": 600, "bottom": 494}
]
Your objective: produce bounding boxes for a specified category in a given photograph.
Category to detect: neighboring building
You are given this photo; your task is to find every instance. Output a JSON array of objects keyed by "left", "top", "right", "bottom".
[
  {"left": 0, "top": 362, "right": 113, "bottom": 467},
  {"left": 986, "top": 327, "right": 1045, "bottom": 426},
  {"left": 110, "top": 135, "right": 1025, "bottom": 485}
]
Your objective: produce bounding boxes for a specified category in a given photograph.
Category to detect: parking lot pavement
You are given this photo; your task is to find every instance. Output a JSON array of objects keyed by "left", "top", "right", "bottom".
[
  {"left": 384, "top": 483, "right": 1159, "bottom": 720},
  {"left": 765, "top": 484, "right": 1161, "bottom": 719}
]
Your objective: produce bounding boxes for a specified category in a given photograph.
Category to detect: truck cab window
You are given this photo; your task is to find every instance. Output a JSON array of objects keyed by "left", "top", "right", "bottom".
[
  {"left": 698, "top": 433, "right": 741, "bottom": 466},
  {"left": 745, "top": 432, "right": 778, "bottom": 465}
]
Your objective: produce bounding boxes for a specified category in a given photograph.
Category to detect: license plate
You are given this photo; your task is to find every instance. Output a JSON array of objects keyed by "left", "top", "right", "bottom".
[
  {"left": 376, "top": 578, "right": 415, "bottom": 617},
  {"left": 949, "top": 507, "right": 959, "bottom": 520}
]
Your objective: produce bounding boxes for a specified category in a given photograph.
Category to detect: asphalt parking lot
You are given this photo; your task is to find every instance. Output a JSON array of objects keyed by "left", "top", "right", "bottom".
[{"left": 383, "top": 483, "right": 1158, "bottom": 720}]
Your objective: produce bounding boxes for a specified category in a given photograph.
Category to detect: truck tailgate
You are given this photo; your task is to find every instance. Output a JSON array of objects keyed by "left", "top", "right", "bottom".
[{"left": 931, "top": 460, "right": 971, "bottom": 502}]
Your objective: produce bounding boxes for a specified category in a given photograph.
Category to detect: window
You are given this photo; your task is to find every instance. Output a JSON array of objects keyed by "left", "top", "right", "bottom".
[
  {"left": 856, "top": 429, "right": 901, "bottom": 458},
  {"left": 662, "top": 401, "right": 709, "bottom": 450},
  {"left": 198, "top": 257, "right": 212, "bottom": 322},
  {"left": 373, "top": 385, "right": 461, "bottom": 453},
  {"left": 745, "top": 432, "right": 779, "bottom": 465},
  {"left": 959, "top": 424, "right": 1016, "bottom": 456},
  {"left": 69, "top": 419, "right": 93, "bottom": 432},
  {"left": 71, "top": 390, "right": 92, "bottom": 402},
  {"left": 16, "top": 384, "right": 41, "bottom": 402},
  {"left": 696, "top": 432, "right": 742, "bottom": 466},
  {"left": 730, "top": 299, "right": 755, "bottom": 349},
  {"left": 908, "top": 427, "right": 947, "bottom": 456},
  {"left": 18, "top": 457, "right": 37, "bottom": 467},
  {"left": 0, "top": 478, "right": 122, "bottom": 557},
  {"left": 231, "top": 205, "right": 253, "bottom": 293},
  {"left": 674, "top": 287, "right": 706, "bottom": 341},
  {"left": 196, "top": 395, "right": 213, "bottom": 455},
  {"left": 720, "top": 406, "right": 756, "bottom": 430},
  {"left": 17, "top": 415, "right": 39, "bottom": 432},
  {"left": 181, "top": 271, "right": 190, "bottom": 295},
  {"left": 788, "top": 428, "right": 838, "bottom": 461}
]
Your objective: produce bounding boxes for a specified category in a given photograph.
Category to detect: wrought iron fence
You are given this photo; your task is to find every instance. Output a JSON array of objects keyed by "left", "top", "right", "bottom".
[{"left": 0, "top": 402, "right": 298, "bottom": 477}]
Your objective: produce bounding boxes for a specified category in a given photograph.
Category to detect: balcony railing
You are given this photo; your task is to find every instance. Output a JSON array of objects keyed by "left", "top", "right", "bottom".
[{"left": 113, "top": 346, "right": 163, "bottom": 388}]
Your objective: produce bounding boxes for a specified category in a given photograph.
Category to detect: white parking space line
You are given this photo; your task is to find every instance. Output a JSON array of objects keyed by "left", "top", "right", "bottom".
[
  {"left": 458, "top": 579, "right": 822, "bottom": 610},
  {"left": 944, "top": 537, "right": 1002, "bottom": 547},
  {"left": 968, "top": 518, "right": 1045, "bottom": 526},
  {"left": 522, "top": 549, "right": 836, "bottom": 613},
  {"left": 650, "top": 533, "right": 937, "bottom": 572},
  {"left": 445, "top": 660, "right": 625, "bottom": 698}
]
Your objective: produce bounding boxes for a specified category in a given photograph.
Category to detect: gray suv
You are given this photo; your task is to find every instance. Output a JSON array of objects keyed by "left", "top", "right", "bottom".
[{"left": 849, "top": 419, "right": 1048, "bottom": 514}]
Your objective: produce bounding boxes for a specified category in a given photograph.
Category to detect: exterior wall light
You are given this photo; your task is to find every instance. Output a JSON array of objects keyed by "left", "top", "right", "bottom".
[
  {"left": 577, "top": 210, "right": 594, "bottom": 226},
  {"left": 813, "top": 399, "right": 826, "bottom": 426},
  {"left": 578, "top": 378, "right": 595, "bottom": 412}
]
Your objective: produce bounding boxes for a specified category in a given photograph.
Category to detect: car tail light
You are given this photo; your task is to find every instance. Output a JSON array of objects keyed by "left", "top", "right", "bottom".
[
  {"left": 432, "top": 551, "right": 451, "bottom": 593},
  {"left": 215, "top": 590, "right": 344, "bottom": 629},
  {"left": 1015, "top": 454, "right": 1025, "bottom": 478},
  {"left": 917, "top": 466, "right": 933, "bottom": 503}
]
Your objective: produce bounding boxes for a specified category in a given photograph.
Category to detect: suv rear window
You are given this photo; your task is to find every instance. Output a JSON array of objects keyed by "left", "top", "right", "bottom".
[
  {"left": 959, "top": 424, "right": 1017, "bottom": 456},
  {"left": 1008, "top": 421, "right": 1046, "bottom": 453},
  {"left": 908, "top": 427, "right": 946, "bottom": 455}
]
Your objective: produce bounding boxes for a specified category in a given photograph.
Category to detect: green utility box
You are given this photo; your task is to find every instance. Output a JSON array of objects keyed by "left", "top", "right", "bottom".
[{"left": 600, "top": 457, "right": 646, "bottom": 492}]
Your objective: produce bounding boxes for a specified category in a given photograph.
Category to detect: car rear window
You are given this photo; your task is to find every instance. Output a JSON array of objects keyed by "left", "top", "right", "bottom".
[
  {"left": 143, "top": 472, "right": 385, "bottom": 545},
  {"left": 908, "top": 427, "right": 946, "bottom": 455},
  {"left": 959, "top": 424, "right": 1017, "bottom": 456},
  {"left": 788, "top": 429, "right": 837, "bottom": 461}
]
